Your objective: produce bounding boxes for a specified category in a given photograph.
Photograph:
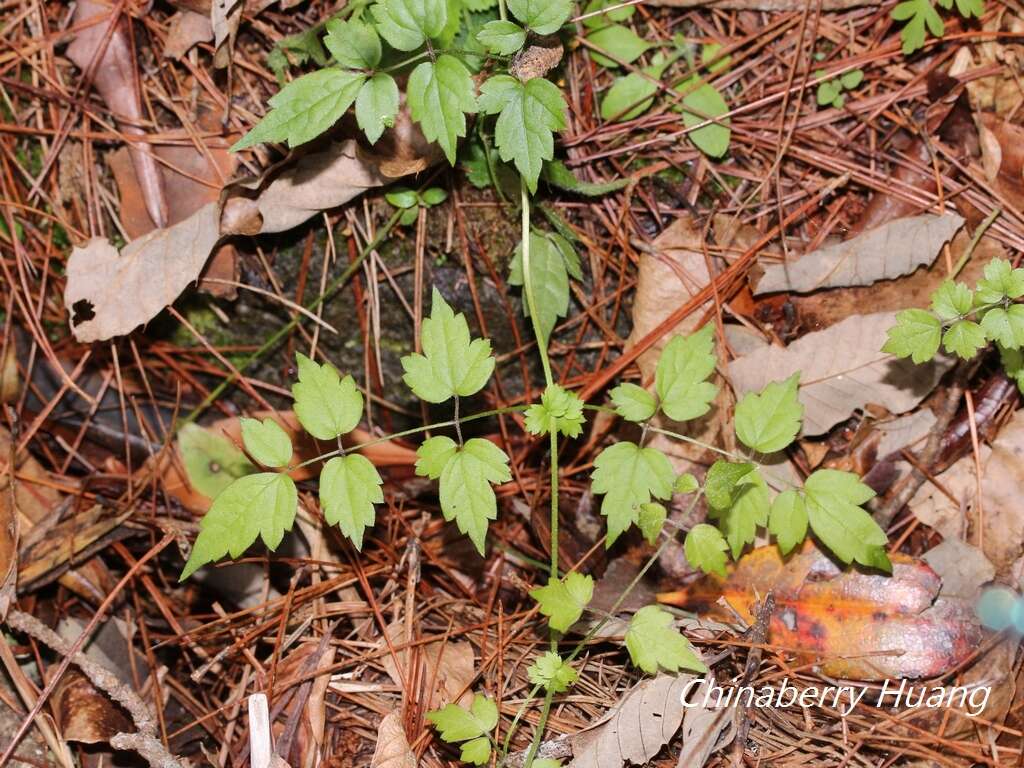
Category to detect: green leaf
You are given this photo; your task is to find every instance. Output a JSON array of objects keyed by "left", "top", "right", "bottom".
[
  {"left": 655, "top": 325, "right": 718, "bottom": 422},
  {"left": 530, "top": 571, "right": 594, "bottom": 632},
  {"left": 582, "top": 0, "right": 635, "bottom": 28},
  {"left": 708, "top": 467, "right": 769, "bottom": 558},
  {"left": 527, "top": 651, "right": 578, "bottom": 692},
  {"left": 355, "top": 73, "right": 400, "bottom": 144},
  {"left": 240, "top": 417, "right": 293, "bottom": 468},
  {"left": 840, "top": 69, "right": 864, "bottom": 89},
  {"left": 292, "top": 352, "right": 363, "bottom": 440},
  {"left": 180, "top": 473, "right": 297, "bottom": 579},
  {"left": 600, "top": 66, "right": 660, "bottom": 122},
  {"left": 415, "top": 435, "right": 459, "bottom": 479},
  {"left": 419, "top": 187, "right": 448, "bottom": 206},
  {"left": 320, "top": 454, "right": 383, "bottom": 550},
  {"left": 684, "top": 523, "right": 729, "bottom": 577},
  {"left": 768, "top": 489, "right": 807, "bottom": 555},
  {"left": 476, "top": 20, "right": 526, "bottom": 55},
  {"left": 399, "top": 207, "right": 420, "bottom": 226},
  {"left": 816, "top": 80, "right": 842, "bottom": 107},
  {"left": 401, "top": 288, "right": 495, "bottom": 403},
  {"left": 610, "top": 382, "right": 657, "bottom": 422},
  {"left": 954, "top": 0, "right": 983, "bottom": 16},
  {"left": 891, "top": 0, "right": 944, "bottom": 54},
  {"left": 232, "top": 68, "right": 365, "bottom": 150},
  {"left": 942, "top": 319, "right": 987, "bottom": 359},
  {"left": 804, "top": 469, "right": 890, "bottom": 570},
  {"left": 734, "top": 373, "right": 803, "bottom": 453},
  {"left": 977, "top": 258, "right": 1024, "bottom": 303},
  {"left": 524, "top": 384, "right": 586, "bottom": 438},
  {"left": 408, "top": 55, "right": 477, "bottom": 164},
  {"left": 427, "top": 693, "right": 498, "bottom": 746},
  {"left": 479, "top": 76, "right": 567, "bottom": 193},
  {"left": 541, "top": 160, "right": 629, "bottom": 196},
  {"left": 931, "top": 280, "right": 974, "bottom": 319},
  {"left": 460, "top": 737, "right": 491, "bottom": 766},
  {"left": 507, "top": 0, "right": 571, "bottom": 34},
  {"left": 178, "top": 423, "right": 255, "bottom": 499},
  {"left": 703, "top": 460, "right": 753, "bottom": 510},
  {"left": 509, "top": 232, "right": 571, "bottom": 342},
  {"left": 324, "top": 18, "right": 381, "bottom": 69},
  {"left": 591, "top": 441, "right": 675, "bottom": 545},
  {"left": 437, "top": 438, "right": 512, "bottom": 553},
  {"left": 1002, "top": 345, "right": 1024, "bottom": 393},
  {"left": 674, "top": 472, "right": 698, "bottom": 493},
  {"left": 370, "top": 0, "right": 447, "bottom": 50},
  {"left": 882, "top": 308, "right": 942, "bottom": 363},
  {"left": 386, "top": 187, "right": 418, "bottom": 209},
  {"left": 981, "top": 305, "right": 1024, "bottom": 349},
  {"left": 587, "top": 24, "right": 651, "bottom": 68},
  {"left": 638, "top": 502, "right": 666, "bottom": 545},
  {"left": 677, "top": 81, "right": 730, "bottom": 157},
  {"left": 268, "top": 26, "right": 327, "bottom": 81},
  {"left": 625, "top": 605, "right": 707, "bottom": 674}
]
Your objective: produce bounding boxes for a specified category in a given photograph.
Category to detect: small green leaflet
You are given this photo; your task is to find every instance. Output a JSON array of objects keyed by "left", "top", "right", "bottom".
[
  {"left": 479, "top": 75, "right": 568, "bottom": 193},
  {"left": 600, "top": 57, "right": 666, "bottom": 122},
  {"left": 943, "top": 319, "right": 987, "bottom": 359},
  {"left": 591, "top": 441, "right": 675, "bottom": 545},
  {"left": 882, "top": 309, "right": 942, "bottom": 364},
  {"left": 610, "top": 382, "right": 657, "bottom": 422},
  {"left": 734, "top": 373, "right": 803, "bottom": 454},
  {"left": 891, "top": 0, "right": 944, "bottom": 54},
  {"left": 476, "top": 20, "right": 526, "bottom": 55},
  {"left": 509, "top": 231, "right": 579, "bottom": 342},
  {"left": 240, "top": 417, "right": 293, "bottom": 468},
  {"left": 977, "top": 258, "right": 1024, "bottom": 303},
  {"left": 292, "top": 353, "right": 363, "bottom": 440},
  {"left": 981, "top": 305, "right": 1024, "bottom": 349},
  {"left": 232, "top": 68, "right": 364, "bottom": 150},
  {"left": 768, "top": 489, "right": 807, "bottom": 555},
  {"left": 708, "top": 466, "right": 769, "bottom": 558},
  {"left": 408, "top": 55, "right": 477, "bottom": 164},
  {"left": 386, "top": 187, "right": 419, "bottom": 209},
  {"left": 401, "top": 288, "right": 495, "bottom": 403},
  {"left": 684, "top": 523, "right": 729, "bottom": 577},
  {"left": 355, "top": 74, "right": 400, "bottom": 144},
  {"left": 427, "top": 694, "right": 498, "bottom": 767},
  {"left": 655, "top": 325, "right": 718, "bottom": 422},
  {"left": 704, "top": 460, "right": 754, "bottom": 510},
  {"left": 541, "top": 160, "right": 629, "bottom": 196},
  {"left": 320, "top": 454, "right": 383, "bottom": 550},
  {"left": 675, "top": 472, "right": 698, "bottom": 493},
  {"left": 1002, "top": 346, "right": 1024, "bottom": 393},
  {"left": 804, "top": 469, "right": 890, "bottom": 571},
  {"left": 267, "top": 26, "right": 327, "bottom": 82},
  {"left": 587, "top": 25, "right": 651, "bottom": 68},
  {"left": 676, "top": 81, "right": 730, "bottom": 158},
  {"left": 930, "top": 280, "right": 973, "bottom": 320},
  {"left": 324, "top": 18, "right": 381, "bottom": 69},
  {"left": 371, "top": 0, "right": 448, "bottom": 51},
  {"left": 527, "top": 651, "right": 578, "bottom": 692},
  {"left": 180, "top": 472, "right": 297, "bottom": 579},
  {"left": 507, "top": 0, "right": 571, "bottom": 34},
  {"left": 524, "top": 384, "right": 586, "bottom": 438},
  {"left": 178, "top": 423, "right": 255, "bottom": 499},
  {"left": 625, "top": 605, "right": 707, "bottom": 674},
  {"left": 638, "top": 502, "right": 666, "bottom": 545},
  {"left": 530, "top": 571, "right": 594, "bottom": 632},
  {"left": 415, "top": 435, "right": 460, "bottom": 478}
]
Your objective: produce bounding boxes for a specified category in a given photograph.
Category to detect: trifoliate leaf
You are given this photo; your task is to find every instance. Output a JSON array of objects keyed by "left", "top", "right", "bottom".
[
  {"left": 370, "top": 0, "right": 447, "bottom": 51},
  {"left": 415, "top": 435, "right": 459, "bottom": 479},
  {"left": 178, "top": 423, "right": 255, "bottom": 499},
  {"left": 930, "top": 280, "right": 973, "bottom": 320},
  {"left": 708, "top": 467, "right": 769, "bottom": 558},
  {"left": 587, "top": 24, "right": 651, "bottom": 68},
  {"left": 232, "top": 68, "right": 365, "bottom": 150},
  {"left": 882, "top": 308, "right": 942, "bottom": 364},
  {"left": 407, "top": 55, "right": 477, "bottom": 164},
  {"left": 942, "top": 319, "right": 987, "bottom": 359},
  {"left": 591, "top": 442, "right": 675, "bottom": 545},
  {"left": 320, "top": 454, "right": 383, "bottom": 550},
  {"left": 734, "top": 373, "right": 803, "bottom": 453},
  {"left": 768, "top": 489, "right": 807, "bottom": 555},
  {"left": 981, "top": 305, "right": 1024, "bottom": 349},
  {"left": 527, "top": 651, "right": 578, "bottom": 692},
  {"left": 530, "top": 571, "right": 594, "bottom": 632},
  {"left": 977, "top": 258, "right": 1024, "bottom": 303},
  {"left": 460, "top": 737, "right": 491, "bottom": 766},
  {"left": 180, "top": 472, "right": 297, "bottom": 579},
  {"left": 684, "top": 523, "right": 729, "bottom": 577},
  {"left": 655, "top": 325, "right": 718, "bottom": 422},
  {"left": 477, "top": 20, "right": 526, "bottom": 55},
  {"left": 674, "top": 472, "right": 698, "bottom": 493},
  {"left": 355, "top": 73, "right": 399, "bottom": 144},
  {"left": 804, "top": 469, "right": 890, "bottom": 571},
  {"left": 479, "top": 75, "right": 567, "bottom": 193},
  {"left": 610, "top": 382, "right": 657, "bottom": 422},
  {"left": 524, "top": 384, "right": 586, "bottom": 438},
  {"left": 401, "top": 288, "right": 495, "bottom": 403},
  {"left": 292, "top": 353, "right": 363, "bottom": 440},
  {"left": 541, "top": 160, "right": 629, "bottom": 196},
  {"left": 427, "top": 693, "right": 498, "bottom": 750},
  {"left": 891, "top": 0, "right": 944, "bottom": 54},
  {"left": 324, "top": 18, "right": 381, "bottom": 69},
  {"left": 637, "top": 502, "right": 666, "bottom": 545},
  {"left": 625, "top": 605, "right": 707, "bottom": 674},
  {"left": 677, "top": 80, "right": 730, "bottom": 158},
  {"left": 438, "top": 438, "right": 512, "bottom": 553},
  {"left": 507, "top": 0, "right": 571, "bottom": 34},
  {"left": 240, "top": 417, "right": 293, "bottom": 468},
  {"left": 509, "top": 232, "right": 571, "bottom": 342}
]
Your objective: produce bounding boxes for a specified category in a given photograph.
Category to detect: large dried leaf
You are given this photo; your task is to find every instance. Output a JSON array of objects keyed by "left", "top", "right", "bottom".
[
  {"left": 371, "top": 712, "right": 417, "bottom": 768},
  {"left": 164, "top": 10, "right": 214, "bottom": 60},
  {"left": 754, "top": 214, "right": 964, "bottom": 295},
  {"left": 728, "top": 312, "right": 953, "bottom": 436},
  {"left": 379, "top": 620, "right": 475, "bottom": 709}
]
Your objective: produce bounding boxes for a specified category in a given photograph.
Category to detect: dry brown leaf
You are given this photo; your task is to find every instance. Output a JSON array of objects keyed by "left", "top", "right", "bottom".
[
  {"left": 379, "top": 620, "right": 475, "bottom": 709},
  {"left": 164, "top": 10, "right": 213, "bottom": 59},
  {"left": 371, "top": 712, "right": 417, "bottom": 768},
  {"left": 923, "top": 539, "right": 994, "bottom": 601},
  {"left": 729, "top": 312, "right": 953, "bottom": 436},
  {"left": 0, "top": 467, "right": 18, "bottom": 621},
  {"left": 754, "top": 214, "right": 963, "bottom": 295},
  {"left": 875, "top": 409, "right": 937, "bottom": 457},
  {"left": 53, "top": 669, "right": 132, "bottom": 744},
  {"left": 0, "top": 338, "right": 17, "bottom": 403}
]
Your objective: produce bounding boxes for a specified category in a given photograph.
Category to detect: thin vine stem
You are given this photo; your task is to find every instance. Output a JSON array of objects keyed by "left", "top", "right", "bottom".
[{"left": 520, "top": 177, "right": 554, "bottom": 388}]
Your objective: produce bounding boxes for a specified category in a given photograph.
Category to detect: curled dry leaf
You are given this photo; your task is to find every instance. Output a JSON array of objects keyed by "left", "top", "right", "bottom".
[
  {"left": 753, "top": 214, "right": 964, "bottom": 295},
  {"left": 371, "top": 711, "right": 417, "bottom": 768},
  {"left": 729, "top": 311, "right": 954, "bottom": 436}
]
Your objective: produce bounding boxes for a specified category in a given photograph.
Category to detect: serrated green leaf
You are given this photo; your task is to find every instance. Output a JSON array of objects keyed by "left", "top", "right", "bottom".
[
  {"left": 268, "top": 26, "right": 327, "bottom": 81},
  {"left": 407, "top": 55, "right": 477, "bottom": 164},
  {"left": 655, "top": 325, "right": 718, "bottom": 422},
  {"left": 527, "top": 651, "right": 578, "bottom": 692},
  {"left": 460, "top": 737, "right": 491, "bottom": 765},
  {"left": 769, "top": 489, "right": 807, "bottom": 555},
  {"left": 591, "top": 441, "right": 675, "bottom": 545},
  {"left": 1002, "top": 345, "right": 1024, "bottom": 393},
  {"left": 240, "top": 417, "right": 293, "bottom": 468},
  {"left": 178, "top": 423, "right": 255, "bottom": 499},
  {"left": 355, "top": 73, "right": 399, "bottom": 144},
  {"left": 415, "top": 435, "right": 458, "bottom": 479},
  {"left": 677, "top": 80, "right": 730, "bottom": 157},
  {"left": 530, "top": 571, "right": 594, "bottom": 632},
  {"left": 524, "top": 384, "right": 586, "bottom": 438},
  {"left": 931, "top": 280, "right": 973, "bottom": 319},
  {"left": 541, "top": 160, "right": 629, "bottom": 196},
  {"left": 401, "top": 288, "right": 495, "bottom": 403},
  {"left": 180, "top": 472, "right": 297, "bottom": 579},
  {"left": 804, "top": 469, "right": 890, "bottom": 570},
  {"left": 587, "top": 24, "right": 651, "bottom": 68},
  {"left": 232, "top": 68, "right": 365, "bottom": 150},
  {"left": 891, "top": 0, "right": 944, "bottom": 54},
  {"left": 324, "top": 18, "right": 381, "bottom": 69},
  {"left": 320, "top": 454, "right": 383, "bottom": 549},
  {"left": 625, "top": 605, "right": 707, "bottom": 674},
  {"left": 943, "top": 319, "right": 987, "bottom": 359},
  {"left": 954, "top": 0, "right": 983, "bottom": 16},
  {"left": 708, "top": 467, "right": 769, "bottom": 558},
  {"left": 371, "top": 0, "right": 447, "bottom": 50},
  {"left": 292, "top": 353, "right": 363, "bottom": 440},
  {"left": 882, "top": 308, "right": 942, "bottom": 364},
  {"left": 427, "top": 693, "right": 498, "bottom": 745},
  {"left": 436, "top": 438, "right": 511, "bottom": 553},
  {"left": 509, "top": 232, "right": 571, "bottom": 342},
  {"left": 684, "top": 523, "right": 729, "bottom": 577},
  {"left": 507, "top": 0, "right": 570, "bottom": 34},
  {"left": 981, "top": 305, "right": 1024, "bottom": 349},
  {"left": 477, "top": 20, "right": 526, "bottom": 54},
  {"left": 610, "top": 382, "right": 657, "bottom": 422},
  {"left": 637, "top": 502, "right": 666, "bottom": 545},
  {"left": 734, "top": 373, "right": 803, "bottom": 453},
  {"left": 977, "top": 258, "right": 1024, "bottom": 303}
]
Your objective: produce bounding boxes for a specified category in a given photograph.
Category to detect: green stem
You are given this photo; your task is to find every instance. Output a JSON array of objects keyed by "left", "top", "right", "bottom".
[
  {"left": 453, "top": 395, "right": 464, "bottom": 446},
  {"left": 520, "top": 177, "right": 554, "bottom": 388},
  {"left": 498, "top": 0, "right": 507, "bottom": 21},
  {"left": 520, "top": 688, "right": 555, "bottom": 768},
  {"left": 548, "top": 428, "right": 559, "bottom": 582}
]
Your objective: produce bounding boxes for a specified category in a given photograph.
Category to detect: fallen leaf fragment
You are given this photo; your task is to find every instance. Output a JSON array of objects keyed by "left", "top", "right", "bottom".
[
  {"left": 371, "top": 711, "right": 417, "bottom": 768},
  {"left": 0, "top": 469, "right": 18, "bottom": 621},
  {"left": 379, "top": 620, "right": 475, "bottom": 709},
  {"left": 164, "top": 10, "right": 213, "bottom": 60}
]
